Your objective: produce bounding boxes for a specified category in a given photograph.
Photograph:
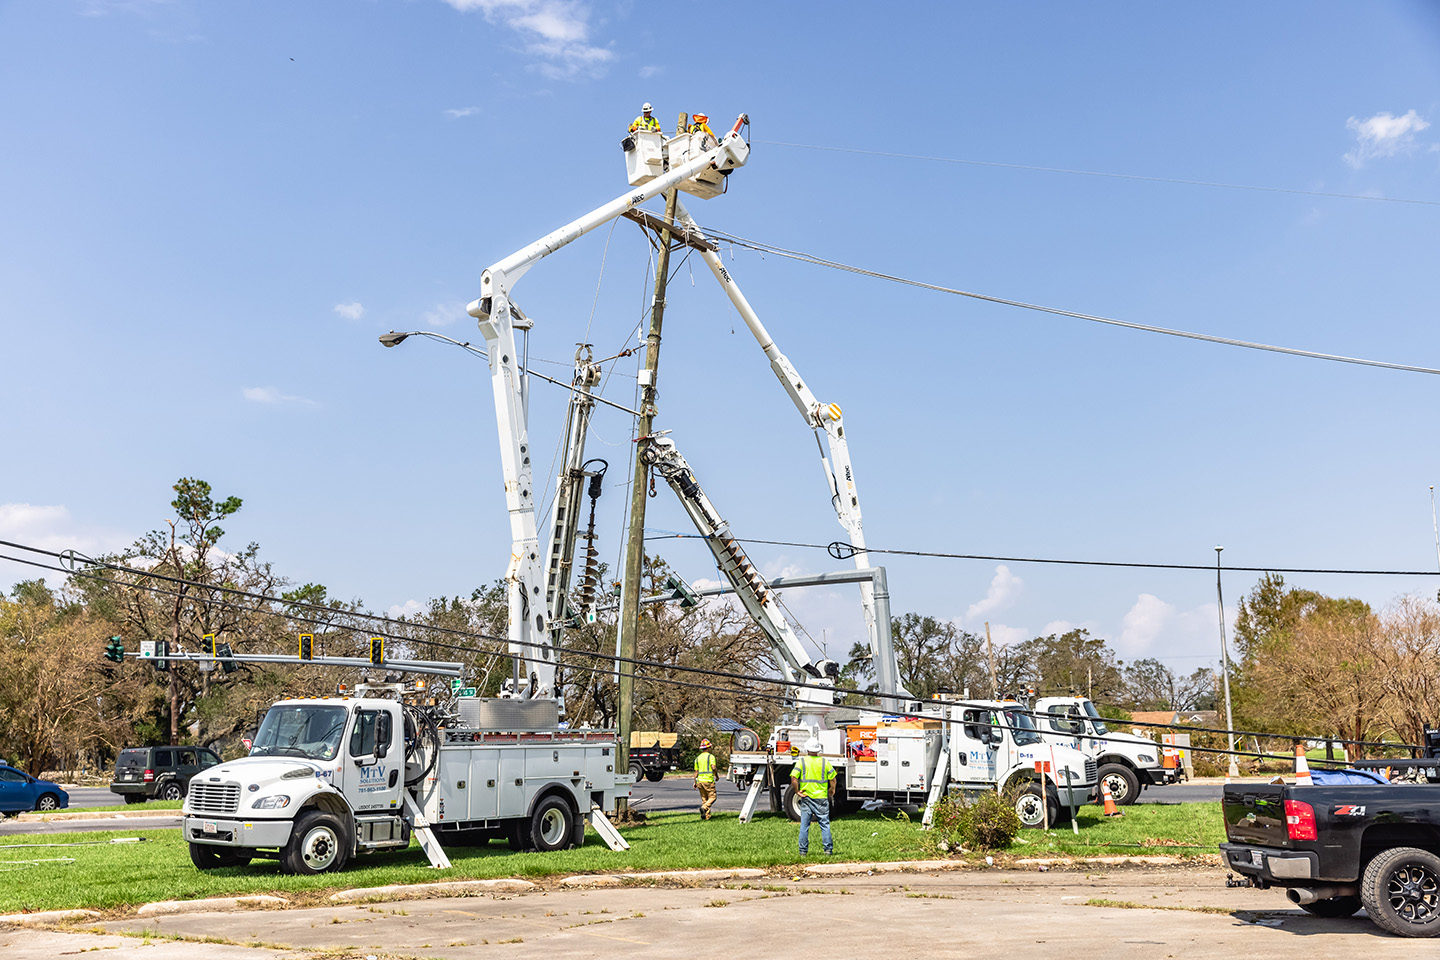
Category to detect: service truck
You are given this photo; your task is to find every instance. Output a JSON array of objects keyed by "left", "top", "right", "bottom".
[
  {"left": 1033, "top": 695, "right": 1181, "bottom": 804},
  {"left": 182, "top": 693, "right": 628, "bottom": 873},
  {"left": 1219, "top": 732, "right": 1440, "bottom": 938}
]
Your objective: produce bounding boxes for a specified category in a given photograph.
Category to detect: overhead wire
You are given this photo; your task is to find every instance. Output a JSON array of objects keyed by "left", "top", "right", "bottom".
[{"left": 697, "top": 228, "right": 1440, "bottom": 377}]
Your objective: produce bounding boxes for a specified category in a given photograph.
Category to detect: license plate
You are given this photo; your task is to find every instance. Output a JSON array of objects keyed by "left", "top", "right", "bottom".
[
  {"left": 202, "top": 821, "right": 218, "bottom": 835},
  {"left": 1250, "top": 850, "right": 1264, "bottom": 867}
]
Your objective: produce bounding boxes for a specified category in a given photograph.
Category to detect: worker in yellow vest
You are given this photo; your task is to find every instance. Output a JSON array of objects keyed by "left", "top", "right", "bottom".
[
  {"left": 629, "top": 102, "right": 660, "bottom": 134},
  {"left": 694, "top": 738, "right": 717, "bottom": 820},
  {"left": 790, "top": 739, "right": 836, "bottom": 855}
]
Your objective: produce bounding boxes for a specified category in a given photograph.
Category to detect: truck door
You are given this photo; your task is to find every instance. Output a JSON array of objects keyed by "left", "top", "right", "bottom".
[
  {"left": 953, "top": 709, "right": 999, "bottom": 785},
  {"left": 344, "top": 705, "right": 402, "bottom": 812}
]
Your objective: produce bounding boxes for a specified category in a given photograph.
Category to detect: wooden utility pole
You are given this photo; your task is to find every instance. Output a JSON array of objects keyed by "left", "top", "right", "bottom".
[
  {"left": 984, "top": 621, "right": 998, "bottom": 698},
  {"left": 616, "top": 114, "right": 687, "bottom": 798}
]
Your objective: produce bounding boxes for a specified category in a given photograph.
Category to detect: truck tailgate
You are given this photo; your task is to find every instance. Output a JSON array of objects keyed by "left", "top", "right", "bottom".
[{"left": 1223, "top": 783, "right": 1289, "bottom": 846}]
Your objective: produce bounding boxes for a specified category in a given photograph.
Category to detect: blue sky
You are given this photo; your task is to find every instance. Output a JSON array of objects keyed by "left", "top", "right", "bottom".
[{"left": 3, "top": 1, "right": 1439, "bottom": 682}]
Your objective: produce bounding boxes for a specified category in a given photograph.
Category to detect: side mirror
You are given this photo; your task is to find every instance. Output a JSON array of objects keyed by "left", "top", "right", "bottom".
[{"left": 375, "top": 712, "right": 392, "bottom": 759}]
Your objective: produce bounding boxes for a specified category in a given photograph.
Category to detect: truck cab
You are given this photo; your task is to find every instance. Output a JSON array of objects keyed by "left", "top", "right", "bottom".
[
  {"left": 1033, "top": 696, "right": 1178, "bottom": 805},
  {"left": 949, "top": 700, "right": 1097, "bottom": 827}
]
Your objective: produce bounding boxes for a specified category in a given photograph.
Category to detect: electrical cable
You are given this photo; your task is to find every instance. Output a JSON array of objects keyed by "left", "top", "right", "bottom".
[
  {"left": 698, "top": 227, "right": 1440, "bottom": 377},
  {"left": 753, "top": 138, "right": 1440, "bottom": 208}
]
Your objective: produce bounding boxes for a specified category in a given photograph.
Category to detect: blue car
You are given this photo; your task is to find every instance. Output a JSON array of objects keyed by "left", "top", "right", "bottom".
[{"left": 0, "top": 763, "right": 69, "bottom": 815}]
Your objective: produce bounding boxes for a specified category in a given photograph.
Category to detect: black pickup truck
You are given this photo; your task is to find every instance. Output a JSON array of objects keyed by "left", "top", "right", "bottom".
[{"left": 1220, "top": 739, "right": 1440, "bottom": 938}]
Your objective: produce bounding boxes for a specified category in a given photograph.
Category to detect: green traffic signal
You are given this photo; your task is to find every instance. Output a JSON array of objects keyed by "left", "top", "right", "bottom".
[
  {"left": 202, "top": 633, "right": 216, "bottom": 656},
  {"left": 103, "top": 636, "right": 125, "bottom": 663}
]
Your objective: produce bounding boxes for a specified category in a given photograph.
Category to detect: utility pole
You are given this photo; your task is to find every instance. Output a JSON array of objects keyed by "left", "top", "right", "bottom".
[
  {"left": 616, "top": 114, "right": 686, "bottom": 800},
  {"left": 984, "top": 622, "right": 998, "bottom": 698},
  {"left": 1215, "top": 545, "right": 1239, "bottom": 779}
]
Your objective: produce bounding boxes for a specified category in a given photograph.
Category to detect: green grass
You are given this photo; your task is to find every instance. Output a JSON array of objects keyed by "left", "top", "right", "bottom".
[
  {"left": 0, "top": 803, "right": 1224, "bottom": 915},
  {"left": 56, "top": 800, "right": 185, "bottom": 814}
]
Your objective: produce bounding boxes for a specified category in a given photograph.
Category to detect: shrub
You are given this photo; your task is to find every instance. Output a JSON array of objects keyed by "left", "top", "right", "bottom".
[{"left": 927, "top": 791, "right": 1022, "bottom": 852}]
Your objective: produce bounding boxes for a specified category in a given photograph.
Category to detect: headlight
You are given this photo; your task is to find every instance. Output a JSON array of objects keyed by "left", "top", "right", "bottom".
[
  {"left": 252, "top": 794, "right": 291, "bottom": 809},
  {"left": 1137, "top": 754, "right": 1155, "bottom": 764},
  {"left": 1056, "top": 768, "right": 1073, "bottom": 782}
]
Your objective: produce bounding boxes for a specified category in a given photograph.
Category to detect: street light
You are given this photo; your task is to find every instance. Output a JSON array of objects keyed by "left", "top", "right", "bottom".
[{"left": 1215, "top": 545, "right": 1239, "bottom": 779}]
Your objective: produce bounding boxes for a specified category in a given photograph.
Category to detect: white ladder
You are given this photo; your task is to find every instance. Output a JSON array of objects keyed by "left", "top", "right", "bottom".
[
  {"left": 402, "top": 792, "right": 453, "bottom": 869},
  {"left": 589, "top": 805, "right": 630, "bottom": 851},
  {"left": 920, "top": 749, "right": 950, "bottom": 829}
]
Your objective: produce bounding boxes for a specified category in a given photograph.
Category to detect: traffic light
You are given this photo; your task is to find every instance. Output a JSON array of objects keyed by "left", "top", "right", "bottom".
[
  {"left": 216, "top": 642, "right": 237, "bottom": 674},
  {"left": 369, "top": 637, "right": 384, "bottom": 665},
  {"left": 664, "top": 574, "right": 699, "bottom": 608},
  {"left": 153, "top": 639, "right": 169, "bottom": 672},
  {"left": 104, "top": 636, "right": 125, "bottom": 663},
  {"left": 298, "top": 633, "right": 314, "bottom": 661},
  {"left": 202, "top": 633, "right": 216, "bottom": 657}
]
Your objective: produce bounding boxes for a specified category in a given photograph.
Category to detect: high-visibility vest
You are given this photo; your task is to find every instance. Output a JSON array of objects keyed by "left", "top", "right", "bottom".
[
  {"left": 694, "top": 751, "right": 716, "bottom": 783},
  {"left": 793, "top": 754, "right": 833, "bottom": 799},
  {"left": 630, "top": 115, "right": 661, "bottom": 133},
  {"left": 688, "top": 121, "right": 713, "bottom": 137}
]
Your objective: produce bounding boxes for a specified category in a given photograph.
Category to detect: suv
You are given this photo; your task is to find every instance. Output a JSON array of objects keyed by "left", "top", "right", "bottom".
[{"left": 110, "top": 745, "right": 221, "bottom": 803}]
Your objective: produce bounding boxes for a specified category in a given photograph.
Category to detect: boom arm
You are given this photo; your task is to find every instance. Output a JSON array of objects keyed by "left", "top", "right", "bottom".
[
  {"left": 466, "top": 120, "right": 750, "bottom": 702},
  {"left": 641, "top": 434, "right": 838, "bottom": 709},
  {"left": 673, "top": 200, "right": 907, "bottom": 704}
]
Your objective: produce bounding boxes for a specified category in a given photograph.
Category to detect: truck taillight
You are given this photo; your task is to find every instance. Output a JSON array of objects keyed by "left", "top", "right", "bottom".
[
  {"left": 1284, "top": 798, "right": 1317, "bottom": 841},
  {"left": 143, "top": 768, "right": 154, "bottom": 782}
]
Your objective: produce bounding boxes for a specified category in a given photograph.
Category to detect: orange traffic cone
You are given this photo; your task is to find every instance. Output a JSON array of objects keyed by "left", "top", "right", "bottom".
[
  {"left": 1101, "top": 781, "right": 1123, "bottom": 817},
  {"left": 1293, "top": 743, "right": 1313, "bottom": 786}
]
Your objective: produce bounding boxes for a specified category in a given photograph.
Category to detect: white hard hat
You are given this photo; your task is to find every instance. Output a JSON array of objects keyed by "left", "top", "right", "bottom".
[
  {"left": 642, "top": 102, "right": 652, "bottom": 112},
  {"left": 804, "top": 738, "right": 822, "bottom": 754}
]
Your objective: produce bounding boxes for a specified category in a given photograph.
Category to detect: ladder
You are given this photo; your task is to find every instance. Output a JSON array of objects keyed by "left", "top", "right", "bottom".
[
  {"left": 589, "top": 805, "right": 630, "bottom": 851},
  {"left": 920, "top": 748, "right": 950, "bottom": 829},
  {"left": 402, "top": 792, "right": 453, "bottom": 869}
]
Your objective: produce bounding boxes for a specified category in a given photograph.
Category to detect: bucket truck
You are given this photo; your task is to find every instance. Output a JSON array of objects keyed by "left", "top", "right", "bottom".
[{"left": 1033, "top": 695, "right": 1182, "bottom": 804}]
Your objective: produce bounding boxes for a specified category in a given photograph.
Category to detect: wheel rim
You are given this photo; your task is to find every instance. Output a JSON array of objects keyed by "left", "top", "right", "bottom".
[
  {"left": 1386, "top": 863, "right": 1440, "bottom": 926},
  {"left": 38, "top": 796, "right": 57, "bottom": 810},
  {"left": 162, "top": 785, "right": 181, "bottom": 800},
  {"left": 1015, "top": 792, "right": 1045, "bottom": 827},
  {"left": 301, "top": 825, "right": 341, "bottom": 870},
  {"left": 538, "top": 806, "right": 567, "bottom": 846},
  {"left": 1102, "top": 772, "right": 1130, "bottom": 802}
]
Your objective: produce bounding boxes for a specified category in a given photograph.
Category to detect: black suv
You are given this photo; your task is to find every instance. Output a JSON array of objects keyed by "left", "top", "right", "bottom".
[{"left": 109, "top": 745, "right": 222, "bottom": 803}]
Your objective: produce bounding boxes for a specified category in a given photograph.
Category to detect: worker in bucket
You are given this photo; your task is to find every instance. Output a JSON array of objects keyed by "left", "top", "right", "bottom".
[
  {"left": 694, "top": 738, "right": 718, "bottom": 819},
  {"left": 790, "top": 739, "right": 836, "bottom": 855},
  {"left": 629, "top": 102, "right": 660, "bottom": 133},
  {"left": 688, "top": 112, "right": 714, "bottom": 138}
]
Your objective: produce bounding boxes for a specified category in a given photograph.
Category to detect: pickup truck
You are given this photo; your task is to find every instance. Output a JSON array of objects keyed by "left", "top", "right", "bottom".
[{"left": 1220, "top": 758, "right": 1440, "bottom": 938}]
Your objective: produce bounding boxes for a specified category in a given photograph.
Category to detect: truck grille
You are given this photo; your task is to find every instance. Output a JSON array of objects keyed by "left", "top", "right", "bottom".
[
  {"left": 1084, "top": 758, "right": 1098, "bottom": 784},
  {"left": 188, "top": 782, "right": 240, "bottom": 815}
]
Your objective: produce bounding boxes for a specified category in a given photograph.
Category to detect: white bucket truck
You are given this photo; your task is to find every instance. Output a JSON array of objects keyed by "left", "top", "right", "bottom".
[
  {"left": 1032, "top": 695, "right": 1182, "bottom": 805},
  {"left": 181, "top": 693, "right": 628, "bottom": 874}
]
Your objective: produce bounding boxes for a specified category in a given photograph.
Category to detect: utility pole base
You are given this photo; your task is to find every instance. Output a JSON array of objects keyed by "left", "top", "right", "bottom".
[
  {"left": 403, "top": 792, "right": 453, "bottom": 869},
  {"left": 589, "top": 805, "right": 631, "bottom": 851}
]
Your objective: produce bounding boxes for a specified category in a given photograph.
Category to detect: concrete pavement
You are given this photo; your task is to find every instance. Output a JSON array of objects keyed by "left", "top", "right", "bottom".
[{"left": 0, "top": 861, "right": 1420, "bottom": 959}]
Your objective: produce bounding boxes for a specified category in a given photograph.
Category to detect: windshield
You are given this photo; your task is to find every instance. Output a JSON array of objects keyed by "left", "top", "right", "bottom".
[
  {"left": 250, "top": 705, "right": 347, "bottom": 761},
  {"left": 1003, "top": 709, "right": 1043, "bottom": 746},
  {"left": 1081, "top": 700, "right": 1110, "bottom": 735}
]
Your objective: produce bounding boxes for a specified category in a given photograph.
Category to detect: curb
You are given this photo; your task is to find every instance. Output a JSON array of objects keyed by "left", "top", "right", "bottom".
[
  {"left": 329, "top": 878, "right": 537, "bottom": 902},
  {"left": 802, "top": 858, "right": 971, "bottom": 876},
  {"left": 0, "top": 908, "right": 103, "bottom": 925},
  {"left": 558, "top": 868, "right": 766, "bottom": 887},
  {"left": 15, "top": 809, "right": 182, "bottom": 822},
  {"left": 137, "top": 895, "right": 289, "bottom": 917}
]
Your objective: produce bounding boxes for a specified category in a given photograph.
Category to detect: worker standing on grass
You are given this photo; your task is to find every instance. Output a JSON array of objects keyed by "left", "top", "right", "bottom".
[
  {"left": 694, "top": 738, "right": 718, "bottom": 819},
  {"left": 791, "top": 739, "right": 836, "bottom": 856},
  {"left": 629, "top": 102, "right": 660, "bottom": 133}
]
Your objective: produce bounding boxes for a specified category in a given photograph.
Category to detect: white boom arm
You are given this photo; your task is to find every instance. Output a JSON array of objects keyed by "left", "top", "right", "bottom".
[
  {"left": 673, "top": 200, "right": 907, "bottom": 703},
  {"left": 466, "top": 120, "right": 750, "bottom": 702},
  {"left": 642, "top": 434, "right": 838, "bottom": 710}
]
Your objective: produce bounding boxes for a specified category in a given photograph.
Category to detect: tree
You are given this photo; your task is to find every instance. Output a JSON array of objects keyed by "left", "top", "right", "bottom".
[
  {"left": 1018, "top": 628, "right": 1124, "bottom": 701},
  {"left": 1123, "top": 658, "right": 1177, "bottom": 711},
  {"left": 1375, "top": 596, "right": 1440, "bottom": 749}
]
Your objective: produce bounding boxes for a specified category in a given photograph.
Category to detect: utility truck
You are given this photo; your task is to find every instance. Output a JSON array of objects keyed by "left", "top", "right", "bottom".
[
  {"left": 182, "top": 690, "right": 629, "bottom": 873},
  {"left": 1033, "top": 695, "right": 1181, "bottom": 805}
]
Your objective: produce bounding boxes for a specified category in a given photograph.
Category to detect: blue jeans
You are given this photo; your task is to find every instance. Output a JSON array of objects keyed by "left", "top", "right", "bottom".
[{"left": 798, "top": 795, "right": 832, "bottom": 854}]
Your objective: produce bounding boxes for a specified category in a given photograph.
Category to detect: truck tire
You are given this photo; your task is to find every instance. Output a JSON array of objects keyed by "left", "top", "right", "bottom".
[
  {"left": 782, "top": 784, "right": 803, "bottom": 822},
  {"left": 1013, "top": 782, "right": 1060, "bottom": 829},
  {"left": 628, "top": 761, "right": 644, "bottom": 781},
  {"left": 1097, "top": 763, "right": 1140, "bottom": 806},
  {"left": 529, "top": 795, "right": 576, "bottom": 852},
  {"left": 1298, "top": 895, "right": 1362, "bottom": 918},
  {"left": 189, "top": 843, "right": 252, "bottom": 870},
  {"left": 645, "top": 769, "right": 664, "bottom": 783},
  {"left": 1360, "top": 846, "right": 1440, "bottom": 938},
  {"left": 506, "top": 819, "right": 531, "bottom": 852},
  {"left": 124, "top": 794, "right": 146, "bottom": 805},
  {"left": 283, "top": 810, "right": 350, "bottom": 874}
]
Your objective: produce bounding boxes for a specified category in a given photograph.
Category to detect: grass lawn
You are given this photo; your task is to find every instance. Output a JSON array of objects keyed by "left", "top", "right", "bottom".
[{"left": 0, "top": 803, "right": 1225, "bottom": 915}]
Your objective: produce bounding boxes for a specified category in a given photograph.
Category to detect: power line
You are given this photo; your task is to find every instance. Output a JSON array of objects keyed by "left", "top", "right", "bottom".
[
  {"left": 754, "top": 139, "right": 1440, "bottom": 208},
  {"left": 697, "top": 228, "right": 1440, "bottom": 377},
  {"left": 643, "top": 533, "right": 1440, "bottom": 577}
]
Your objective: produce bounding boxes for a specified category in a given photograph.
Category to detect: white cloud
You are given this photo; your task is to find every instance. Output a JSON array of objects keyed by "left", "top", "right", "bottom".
[
  {"left": 638, "top": 65, "right": 661, "bottom": 79},
  {"left": 421, "top": 301, "right": 467, "bottom": 328},
  {"left": 963, "top": 564, "right": 1022, "bottom": 623},
  {"left": 1117, "top": 593, "right": 1176, "bottom": 658},
  {"left": 0, "top": 504, "right": 130, "bottom": 590},
  {"left": 1344, "top": 109, "right": 1430, "bottom": 168},
  {"left": 242, "top": 386, "right": 315, "bottom": 406},
  {"left": 333, "top": 301, "right": 365, "bottom": 321},
  {"left": 444, "top": 107, "right": 481, "bottom": 119},
  {"left": 388, "top": 599, "right": 425, "bottom": 619},
  {"left": 442, "top": 0, "right": 614, "bottom": 79},
  {"left": 982, "top": 622, "right": 1029, "bottom": 648}
]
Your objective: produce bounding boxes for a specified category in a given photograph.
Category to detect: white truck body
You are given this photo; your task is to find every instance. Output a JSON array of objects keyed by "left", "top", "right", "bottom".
[
  {"left": 182, "top": 696, "right": 628, "bottom": 873},
  {"left": 1032, "top": 696, "right": 1181, "bottom": 805}
]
